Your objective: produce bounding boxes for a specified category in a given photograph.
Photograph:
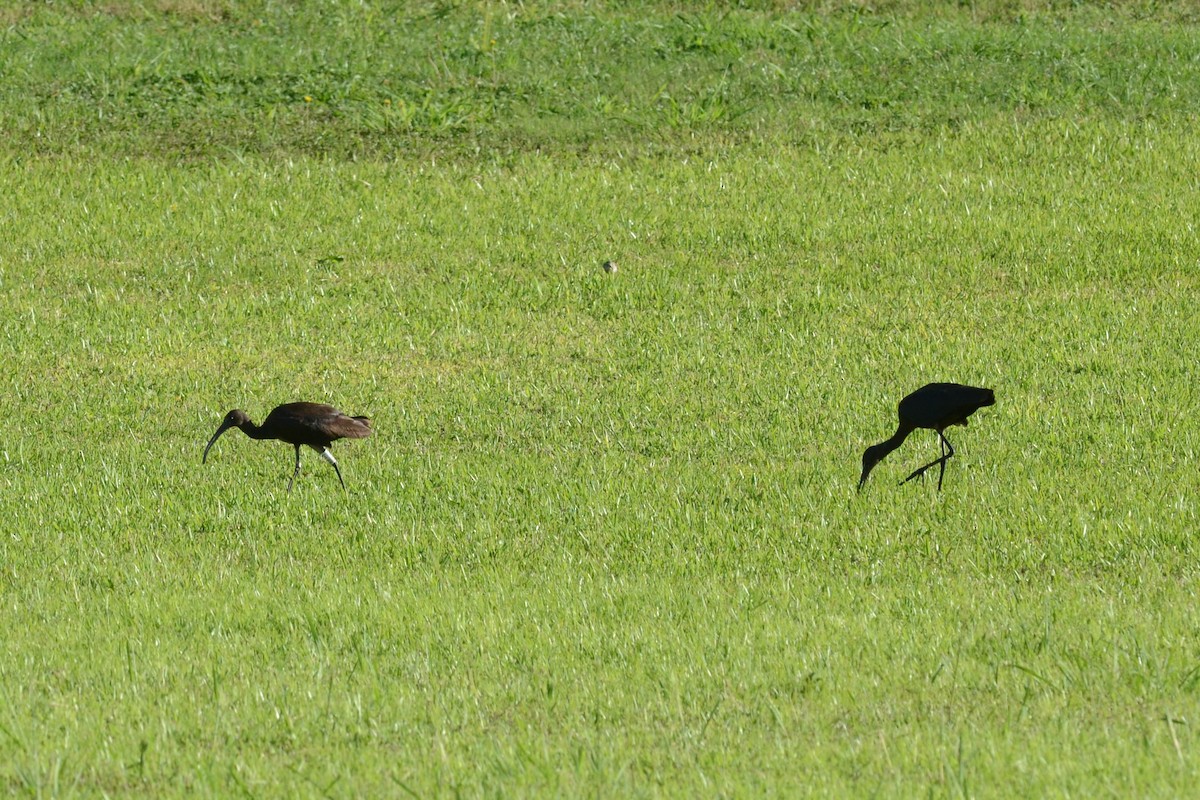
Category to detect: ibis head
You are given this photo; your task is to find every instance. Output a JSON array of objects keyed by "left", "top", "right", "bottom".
[
  {"left": 203, "top": 409, "right": 250, "bottom": 463},
  {"left": 859, "top": 441, "right": 893, "bottom": 491}
]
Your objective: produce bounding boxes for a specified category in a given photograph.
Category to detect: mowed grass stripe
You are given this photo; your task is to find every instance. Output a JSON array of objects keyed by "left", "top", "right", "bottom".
[{"left": 2, "top": 3, "right": 1200, "bottom": 157}]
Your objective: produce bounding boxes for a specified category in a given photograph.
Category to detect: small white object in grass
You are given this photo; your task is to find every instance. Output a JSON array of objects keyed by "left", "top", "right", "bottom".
[{"left": 602, "top": 260, "right": 618, "bottom": 274}]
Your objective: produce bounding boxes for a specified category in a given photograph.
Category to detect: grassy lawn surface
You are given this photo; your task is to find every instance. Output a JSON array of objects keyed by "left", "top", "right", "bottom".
[{"left": 1, "top": 2, "right": 1199, "bottom": 796}]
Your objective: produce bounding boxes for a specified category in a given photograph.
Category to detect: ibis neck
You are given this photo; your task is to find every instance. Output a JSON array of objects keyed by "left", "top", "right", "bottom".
[
  {"left": 875, "top": 424, "right": 913, "bottom": 459},
  {"left": 239, "top": 420, "right": 270, "bottom": 440}
]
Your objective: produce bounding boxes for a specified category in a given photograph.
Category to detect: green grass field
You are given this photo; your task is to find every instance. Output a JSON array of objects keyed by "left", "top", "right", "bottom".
[{"left": 2, "top": 1, "right": 1200, "bottom": 796}]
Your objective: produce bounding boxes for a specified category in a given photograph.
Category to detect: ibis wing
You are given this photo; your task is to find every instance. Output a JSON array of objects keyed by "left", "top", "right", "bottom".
[
  {"left": 326, "top": 414, "right": 372, "bottom": 439},
  {"left": 263, "top": 402, "right": 371, "bottom": 443},
  {"left": 900, "top": 383, "right": 994, "bottom": 429}
]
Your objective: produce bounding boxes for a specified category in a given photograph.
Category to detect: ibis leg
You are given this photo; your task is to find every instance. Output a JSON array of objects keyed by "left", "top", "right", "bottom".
[
  {"left": 936, "top": 433, "right": 955, "bottom": 491},
  {"left": 288, "top": 445, "right": 301, "bottom": 493},
  {"left": 901, "top": 432, "right": 955, "bottom": 489},
  {"left": 319, "top": 448, "right": 347, "bottom": 490}
]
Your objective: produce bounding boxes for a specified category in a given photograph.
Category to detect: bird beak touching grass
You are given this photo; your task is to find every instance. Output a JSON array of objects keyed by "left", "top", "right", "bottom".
[
  {"left": 857, "top": 468, "right": 872, "bottom": 492},
  {"left": 858, "top": 448, "right": 881, "bottom": 492}
]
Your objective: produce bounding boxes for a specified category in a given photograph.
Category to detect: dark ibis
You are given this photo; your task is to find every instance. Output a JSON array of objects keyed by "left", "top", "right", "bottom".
[
  {"left": 859, "top": 382, "right": 995, "bottom": 492},
  {"left": 203, "top": 402, "right": 372, "bottom": 492}
]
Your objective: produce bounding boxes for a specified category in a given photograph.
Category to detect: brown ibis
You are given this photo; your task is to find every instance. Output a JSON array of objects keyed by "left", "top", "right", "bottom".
[
  {"left": 859, "top": 382, "right": 995, "bottom": 492},
  {"left": 203, "top": 402, "right": 372, "bottom": 492}
]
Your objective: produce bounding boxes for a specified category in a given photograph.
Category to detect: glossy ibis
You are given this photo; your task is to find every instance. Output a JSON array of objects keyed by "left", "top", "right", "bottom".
[
  {"left": 203, "top": 402, "right": 372, "bottom": 492},
  {"left": 859, "top": 383, "right": 995, "bottom": 492}
]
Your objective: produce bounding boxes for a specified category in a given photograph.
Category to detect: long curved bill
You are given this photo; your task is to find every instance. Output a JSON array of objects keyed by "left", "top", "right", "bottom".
[
  {"left": 857, "top": 460, "right": 875, "bottom": 491},
  {"left": 203, "top": 421, "right": 235, "bottom": 463}
]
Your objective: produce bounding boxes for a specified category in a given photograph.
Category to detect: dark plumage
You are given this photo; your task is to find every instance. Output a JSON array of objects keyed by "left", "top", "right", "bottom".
[
  {"left": 859, "top": 383, "right": 995, "bottom": 492},
  {"left": 203, "top": 402, "right": 372, "bottom": 492}
]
